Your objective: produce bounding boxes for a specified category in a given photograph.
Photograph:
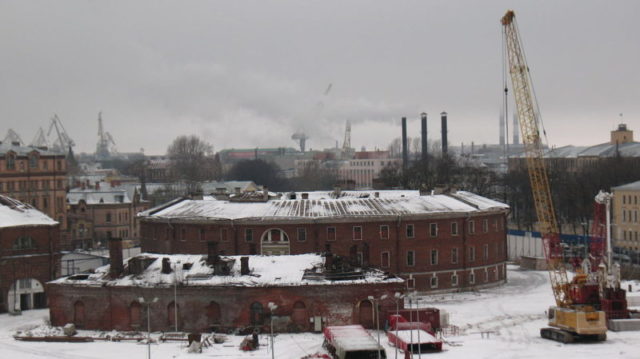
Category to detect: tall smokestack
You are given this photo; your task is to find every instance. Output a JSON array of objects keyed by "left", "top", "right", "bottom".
[
  {"left": 499, "top": 113, "right": 505, "bottom": 146},
  {"left": 421, "top": 112, "right": 428, "bottom": 161},
  {"left": 401, "top": 117, "right": 408, "bottom": 170},
  {"left": 513, "top": 112, "right": 520, "bottom": 145},
  {"left": 441, "top": 112, "right": 448, "bottom": 155}
]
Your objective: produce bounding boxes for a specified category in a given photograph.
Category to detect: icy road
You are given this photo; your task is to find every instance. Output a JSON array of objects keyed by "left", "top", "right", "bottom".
[{"left": 1, "top": 266, "right": 639, "bottom": 358}]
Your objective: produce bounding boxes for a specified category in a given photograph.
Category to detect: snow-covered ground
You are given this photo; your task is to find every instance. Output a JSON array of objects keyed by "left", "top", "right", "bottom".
[{"left": 1, "top": 265, "right": 639, "bottom": 358}]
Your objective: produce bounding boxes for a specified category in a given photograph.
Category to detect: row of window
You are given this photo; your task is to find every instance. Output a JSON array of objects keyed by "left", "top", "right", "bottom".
[
  {"left": 0, "top": 179, "right": 65, "bottom": 192},
  {"left": 621, "top": 194, "right": 639, "bottom": 205},
  {"left": 161, "top": 219, "right": 503, "bottom": 243},
  {"left": 403, "top": 245, "right": 493, "bottom": 267},
  {"left": 622, "top": 209, "right": 639, "bottom": 223},
  {"left": 622, "top": 230, "right": 640, "bottom": 242},
  {"left": 406, "top": 266, "right": 503, "bottom": 289},
  {"left": 105, "top": 211, "right": 131, "bottom": 224},
  {"left": 3, "top": 154, "right": 64, "bottom": 171}
]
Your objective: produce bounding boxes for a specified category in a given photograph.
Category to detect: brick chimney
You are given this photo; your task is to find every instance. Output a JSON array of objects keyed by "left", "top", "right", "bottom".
[
  {"left": 324, "top": 244, "right": 334, "bottom": 271},
  {"left": 108, "top": 238, "right": 124, "bottom": 278},
  {"left": 95, "top": 181, "right": 100, "bottom": 190},
  {"left": 240, "top": 256, "right": 250, "bottom": 275},
  {"left": 301, "top": 193, "right": 309, "bottom": 200},
  {"left": 207, "top": 241, "right": 220, "bottom": 266},
  {"left": 161, "top": 257, "right": 172, "bottom": 274}
]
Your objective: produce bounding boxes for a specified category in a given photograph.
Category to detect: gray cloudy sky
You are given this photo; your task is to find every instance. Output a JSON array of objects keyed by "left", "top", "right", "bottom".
[{"left": 1, "top": 0, "right": 639, "bottom": 155}]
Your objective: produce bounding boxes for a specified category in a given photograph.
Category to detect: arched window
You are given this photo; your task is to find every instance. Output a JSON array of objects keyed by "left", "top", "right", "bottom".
[
  {"left": 130, "top": 301, "right": 142, "bottom": 329},
  {"left": 250, "top": 302, "right": 264, "bottom": 325},
  {"left": 260, "top": 229, "right": 290, "bottom": 255},
  {"left": 74, "top": 301, "right": 85, "bottom": 327},
  {"left": 292, "top": 301, "right": 308, "bottom": 329}
]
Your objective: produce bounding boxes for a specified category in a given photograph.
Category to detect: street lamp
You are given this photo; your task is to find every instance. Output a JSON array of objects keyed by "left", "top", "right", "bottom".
[
  {"left": 139, "top": 297, "right": 158, "bottom": 359},
  {"left": 393, "top": 292, "right": 405, "bottom": 359},
  {"left": 414, "top": 296, "right": 422, "bottom": 357},
  {"left": 173, "top": 260, "right": 181, "bottom": 332},
  {"left": 368, "top": 294, "right": 387, "bottom": 359},
  {"left": 268, "top": 302, "right": 278, "bottom": 359}
]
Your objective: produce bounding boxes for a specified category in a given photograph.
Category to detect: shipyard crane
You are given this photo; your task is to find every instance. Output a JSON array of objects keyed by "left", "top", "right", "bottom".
[
  {"left": 501, "top": 10, "right": 607, "bottom": 342},
  {"left": 47, "top": 114, "right": 76, "bottom": 153},
  {"left": 30, "top": 127, "right": 49, "bottom": 148},
  {"left": 96, "top": 112, "right": 116, "bottom": 160},
  {"left": 3, "top": 129, "right": 24, "bottom": 146}
]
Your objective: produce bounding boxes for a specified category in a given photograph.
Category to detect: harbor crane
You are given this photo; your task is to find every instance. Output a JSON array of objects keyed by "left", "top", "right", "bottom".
[{"left": 47, "top": 114, "right": 75, "bottom": 153}]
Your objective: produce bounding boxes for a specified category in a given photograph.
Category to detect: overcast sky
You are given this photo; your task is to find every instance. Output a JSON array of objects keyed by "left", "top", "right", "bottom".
[{"left": 1, "top": 0, "right": 638, "bottom": 155}]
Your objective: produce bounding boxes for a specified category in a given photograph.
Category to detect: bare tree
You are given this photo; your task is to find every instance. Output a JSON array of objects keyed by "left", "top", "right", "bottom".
[{"left": 167, "top": 135, "right": 215, "bottom": 193}]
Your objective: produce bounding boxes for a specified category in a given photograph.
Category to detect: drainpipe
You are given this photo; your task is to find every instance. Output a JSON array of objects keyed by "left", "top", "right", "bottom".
[
  {"left": 395, "top": 215, "right": 402, "bottom": 274},
  {"left": 231, "top": 219, "right": 238, "bottom": 254},
  {"left": 462, "top": 213, "right": 469, "bottom": 289}
]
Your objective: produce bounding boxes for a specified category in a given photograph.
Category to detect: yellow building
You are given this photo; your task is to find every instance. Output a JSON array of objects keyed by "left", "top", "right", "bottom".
[{"left": 612, "top": 180, "right": 640, "bottom": 251}]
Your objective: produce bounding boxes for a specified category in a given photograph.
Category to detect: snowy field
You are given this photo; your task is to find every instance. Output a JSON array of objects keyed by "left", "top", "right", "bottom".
[{"left": 1, "top": 265, "right": 639, "bottom": 358}]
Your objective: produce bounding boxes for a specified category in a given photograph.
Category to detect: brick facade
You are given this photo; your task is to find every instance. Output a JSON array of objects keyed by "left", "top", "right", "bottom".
[
  {"left": 47, "top": 280, "right": 403, "bottom": 332},
  {"left": 141, "top": 211, "right": 509, "bottom": 292},
  {"left": 0, "top": 224, "right": 61, "bottom": 313}
]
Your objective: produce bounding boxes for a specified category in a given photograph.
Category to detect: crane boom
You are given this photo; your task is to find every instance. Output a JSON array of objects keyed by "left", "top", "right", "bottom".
[{"left": 501, "top": 10, "right": 570, "bottom": 307}]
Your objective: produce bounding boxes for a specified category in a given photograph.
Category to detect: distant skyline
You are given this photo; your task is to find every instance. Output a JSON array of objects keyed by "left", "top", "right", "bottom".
[{"left": 1, "top": 1, "right": 638, "bottom": 155}]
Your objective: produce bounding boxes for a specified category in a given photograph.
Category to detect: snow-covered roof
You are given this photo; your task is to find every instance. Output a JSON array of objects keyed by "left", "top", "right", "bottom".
[
  {"left": 0, "top": 195, "right": 58, "bottom": 229},
  {"left": 139, "top": 190, "right": 508, "bottom": 222},
  {"left": 326, "top": 325, "right": 383, "bottom": 351},
  {"left": 612, "top": 180, "right": 640, "bottom": 191},
  {"left": 67, "top": 183, "right": 131, "bottom": 205},
  {"left": 53, "top": 253, "right": 402, "bottom": 288}
]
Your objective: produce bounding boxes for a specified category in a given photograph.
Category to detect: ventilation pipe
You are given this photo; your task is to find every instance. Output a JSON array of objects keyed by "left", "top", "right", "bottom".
[
  {"left": 401, "top": 117, "right": 408, "bottom": 170},
  {"left": 441, "top": 112, "right": 448, "bottom": 155},
  {"left": 421, "top": 112, "right": 428, "bottom": 161}
]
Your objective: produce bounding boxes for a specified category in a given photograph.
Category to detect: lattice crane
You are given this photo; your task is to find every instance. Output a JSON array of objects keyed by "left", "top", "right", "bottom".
[{"left": 502, "top": 10, "right": 607, "bottom": 342}]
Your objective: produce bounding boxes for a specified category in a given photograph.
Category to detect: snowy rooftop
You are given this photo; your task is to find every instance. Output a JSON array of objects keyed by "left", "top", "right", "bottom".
[
  {"left": 0, "top": 195, "right": 58, "bottom": 229},
  {"left": 0, "top": 142, "right": 64, "bottom": 156},
  {"left": 612, "top": 180, "right": 640, "bottom": 191},
  {"left": 53, "top": 253, "right": 402, "bottom": 288},
  {"left": 140, "top": 190, "right": 508, "bottom": 222}
]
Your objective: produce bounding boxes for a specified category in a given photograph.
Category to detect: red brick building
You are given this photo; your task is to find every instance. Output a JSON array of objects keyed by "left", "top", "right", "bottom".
[
  {"left": 0, "top": 195, "right": 61, "bottom": 313},
  {"left": 139, "top": 190, "right": 510, "bottom": 292},
  {"left": 47, "top": 242, "right": 404, "bottom": 332}
]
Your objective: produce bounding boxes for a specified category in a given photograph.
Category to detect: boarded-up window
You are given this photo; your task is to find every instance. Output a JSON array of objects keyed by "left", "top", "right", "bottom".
[{"left": 74, "top": 301, "right": 85, "bottom": 327}]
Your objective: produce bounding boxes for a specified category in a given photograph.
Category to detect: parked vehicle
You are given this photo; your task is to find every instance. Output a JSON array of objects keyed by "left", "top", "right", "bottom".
[{"left": 323, "top": 325, "right": 386, "bottom": 359}]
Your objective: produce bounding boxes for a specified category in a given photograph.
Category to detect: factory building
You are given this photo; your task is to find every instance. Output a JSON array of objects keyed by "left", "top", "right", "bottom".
[
  {"left": 139, "top": 189, "right": 509, "bottom": 292},
  {"left": 47, "top": 240, "right": 404, "bottom": 332}
]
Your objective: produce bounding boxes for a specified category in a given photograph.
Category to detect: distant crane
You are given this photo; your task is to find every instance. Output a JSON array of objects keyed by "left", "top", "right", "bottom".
[
  {"left": 30, "top": 127, "right": 49, "bottom": 149},
  {"left": 96, "top": 111, "right": 116, "bottom": 160},
  {"left": 47, "top": 114, "right": 75, "bottom": 153},
  {"left": 3, "top": 129, "right": 24, "bottom": 146}
]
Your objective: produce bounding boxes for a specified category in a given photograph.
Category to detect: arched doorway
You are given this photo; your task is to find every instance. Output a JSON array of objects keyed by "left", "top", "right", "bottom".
[
  {"left": 207, "top": 301, "right": 221, "bottom": 326},
  {"left": 358, "top": 300, "right": 374, "bottom": 329},
  {"left": 250, "top": 302, "right": 264, "bottom": 326},
  {"left": 168, "top": 301, "right": 179, "bottom": 330},
  {"left": 130, "top": 301, "right": 142, "bottom": 329},
  {"left": 261, "top": 228, "right": 290, "bottom": 255},
  {"left": 74, "top": 301, "right": 85, "bottom": 328},
  {"left": 7, "top": 278, "right": 45, "bottom": 313},
  {"left": 292, "top": 301, "right": 308, "bottom": 330}
]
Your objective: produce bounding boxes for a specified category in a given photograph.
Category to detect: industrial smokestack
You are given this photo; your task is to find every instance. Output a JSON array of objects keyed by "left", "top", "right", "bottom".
[
  {"left": 401, "top": 117, "right": 408, "bottom": 170},
  {"left": 499, "top": 113, "right": 505, "bottom": 146},
  {"left": 240, "top": 256, "right": 250, "bottom": 275},
  {"left": 420, "top": 112, "right": 428, "bottom": 161},
  {"left": 441, "top": 112, "right": 448, "bottom": 155},
  {"left": 513, "top": 112, "right": 520, "bottom": 145}
]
